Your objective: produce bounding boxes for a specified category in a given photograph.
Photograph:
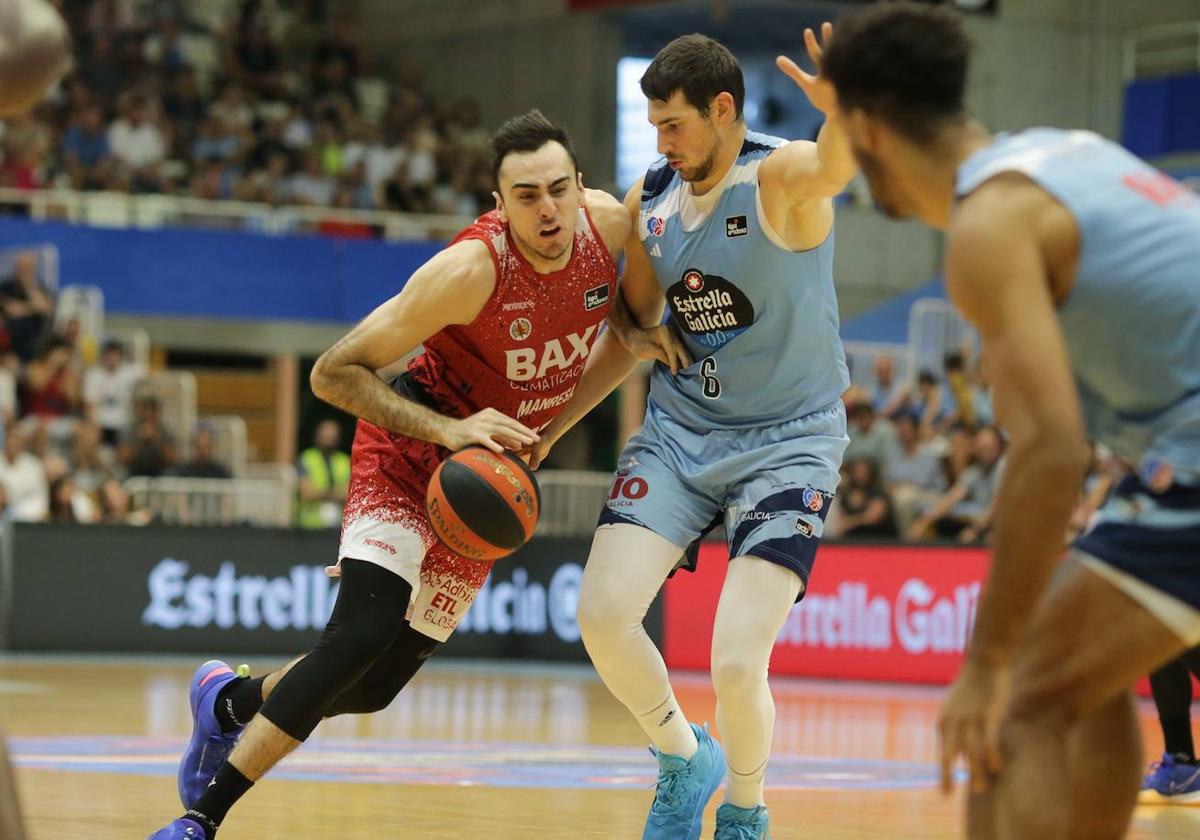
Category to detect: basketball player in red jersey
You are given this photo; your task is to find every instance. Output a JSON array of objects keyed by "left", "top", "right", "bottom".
[
  {"left": 0, "top": 2, "right": 70, "bottom": 838},
  {"left": 149, "top": 110, "right": 630, "bottom": 840}
]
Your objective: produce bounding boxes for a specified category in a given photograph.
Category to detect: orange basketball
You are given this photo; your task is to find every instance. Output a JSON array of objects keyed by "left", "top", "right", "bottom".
[{"left": 425, "top": 446, "right": 541, "bottom": 561}]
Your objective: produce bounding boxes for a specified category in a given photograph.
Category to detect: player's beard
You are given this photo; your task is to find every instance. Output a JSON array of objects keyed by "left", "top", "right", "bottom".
[
  {"left": 854, "top": 145, "right": 909, "bottom": 220},
  {"left": 678, "top": 123, "right": 723, "bottom": 183}
]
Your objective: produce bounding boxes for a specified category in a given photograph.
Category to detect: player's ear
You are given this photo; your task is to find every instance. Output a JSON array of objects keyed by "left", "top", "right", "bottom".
[
  {"left": 493, "top": 190, "right": 506, "bottom": 222},
  {"left": 713, "top": 92, "right": 736, "bottom": 126},
  {"left": 576, "top": 172, "right": 586, "bottom": 201}
]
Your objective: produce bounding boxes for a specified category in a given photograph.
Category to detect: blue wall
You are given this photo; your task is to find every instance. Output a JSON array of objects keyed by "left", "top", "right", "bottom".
[{"left": 0, "top": 218, "right": 444, "bottom": 322}]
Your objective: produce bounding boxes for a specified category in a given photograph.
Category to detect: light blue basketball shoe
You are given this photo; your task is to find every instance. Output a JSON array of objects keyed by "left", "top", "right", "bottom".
[
  {"left": 715, "top": 803, "right": 770, "bottom": 839},
  {"left": 643, "top": 722, "right": 725, "bottom": 840}
]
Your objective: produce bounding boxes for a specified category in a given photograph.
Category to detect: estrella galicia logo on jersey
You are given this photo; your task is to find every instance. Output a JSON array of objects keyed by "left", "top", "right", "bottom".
[
  {"left": 668, "top": 268, "right": 755, "bottom": 349},
  {"left": 584, "top": 283, "right": 610, "bottom": 311},
  {"left": 647, "top": 216, "right": 665, "bottom": 237},
  {"left": 802, "top": 487, "right": 825, "bottom": 513},
  {"left": 725, "top": 215, "right": 749, "bottom": 237},
  {"left": 509, "top": 317, "right": 532, "bottom": 342}
]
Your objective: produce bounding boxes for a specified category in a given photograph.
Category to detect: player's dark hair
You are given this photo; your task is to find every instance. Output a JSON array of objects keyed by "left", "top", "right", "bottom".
[
  {"left": 823, "top": 2, "right": 970, "bottom": 142},
  {"left": 490, "top": 109, "right": 579, "bottom": 185},
  {"left": 640, "top": 34, "right": 744, "bottom": 119}
]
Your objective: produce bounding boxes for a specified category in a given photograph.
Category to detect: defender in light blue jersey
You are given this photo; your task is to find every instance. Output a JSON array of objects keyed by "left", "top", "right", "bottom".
[
  {"left": 823, "top": 4, "right": 1200, "bottom": 838},
  {"left": 529, "top": 27, "right": 856, "bottom": 840}
]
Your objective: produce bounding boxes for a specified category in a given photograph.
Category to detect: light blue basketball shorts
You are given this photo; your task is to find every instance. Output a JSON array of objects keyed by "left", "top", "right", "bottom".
[{"left": 598, "top": 398, "right": 849, "bottom": 595}]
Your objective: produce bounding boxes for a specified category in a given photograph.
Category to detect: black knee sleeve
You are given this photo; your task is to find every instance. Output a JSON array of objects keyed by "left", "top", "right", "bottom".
[
  {"left": 258, "top": 558, "right": 411, "bottom": 741},
  {"left": 325, "top": 624, "right": 440, "bottom": 717}
]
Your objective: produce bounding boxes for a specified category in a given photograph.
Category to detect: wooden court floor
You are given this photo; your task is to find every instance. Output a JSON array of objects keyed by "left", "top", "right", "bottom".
[{"left": 1, "top": 656, "right": 1198, "bottom": 839}]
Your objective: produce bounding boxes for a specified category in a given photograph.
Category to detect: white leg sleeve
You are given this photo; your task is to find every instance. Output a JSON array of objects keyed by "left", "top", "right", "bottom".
[
  {"left": 712, "top": 555, "right": 802, "bottom": 808},
  {"left": 578, "top": 523, "right": 698, "bottom": 758}
]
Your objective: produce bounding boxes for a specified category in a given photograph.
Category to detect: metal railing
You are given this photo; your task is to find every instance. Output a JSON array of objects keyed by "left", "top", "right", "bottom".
[
  {"left": 0, "top": 187, "right": 474, "bottom": 243},
  {"left": 906, "top": 298, "right": 979, "bottom": 377},
  {"left": 124, "top": 468, "right": 297, "bottom": 528}
]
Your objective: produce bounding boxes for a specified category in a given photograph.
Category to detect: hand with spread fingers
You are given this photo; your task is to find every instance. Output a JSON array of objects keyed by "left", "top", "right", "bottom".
[
  {"left": 776, "top": 22, "right": 837, "bottom": 115},
  {"left": 937, "top": 659, "right": 1010, "bottom": 795}
]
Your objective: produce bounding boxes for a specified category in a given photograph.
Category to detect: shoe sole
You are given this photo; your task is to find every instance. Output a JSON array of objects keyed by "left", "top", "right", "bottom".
[{"left": 1138, "top": 789, "right": 1200, "bottom": 805}]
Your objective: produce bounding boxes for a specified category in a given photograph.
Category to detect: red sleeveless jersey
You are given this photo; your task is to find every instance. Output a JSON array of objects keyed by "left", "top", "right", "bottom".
[{"left": 407, "top": 207, "right": 617, "bottom": 432}]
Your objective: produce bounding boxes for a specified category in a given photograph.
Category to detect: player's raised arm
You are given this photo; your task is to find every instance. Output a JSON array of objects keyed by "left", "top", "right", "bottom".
[
  {"left": 310, "top": 239, "right": 539, "bottom": 453},
  {"left": 936, "top": 178, "right": 1090, "bottom": 794},
  {"left": 755, "top": 24, "right": 857, "bottom": 251}
]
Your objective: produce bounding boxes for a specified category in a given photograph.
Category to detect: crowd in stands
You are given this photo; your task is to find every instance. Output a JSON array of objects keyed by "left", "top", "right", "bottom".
[
  {"left": 827, "top": 351, "right": 1125, "bottom": 545},
  {"left": 2, "top": 0, "right": 493, "bottom": 224},
  {"left": 0, "top": 246, "right": 249, "bottom": 524}
]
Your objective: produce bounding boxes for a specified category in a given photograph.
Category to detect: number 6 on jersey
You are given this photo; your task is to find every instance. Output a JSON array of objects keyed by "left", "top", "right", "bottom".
[{"left": 700, "top": 356, "right": 721, "bottom": 399}]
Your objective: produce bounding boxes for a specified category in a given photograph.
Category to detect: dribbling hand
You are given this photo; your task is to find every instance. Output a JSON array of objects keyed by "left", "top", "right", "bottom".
[{"left": 441, "top": 408, "right": 539, "bottom": 454}]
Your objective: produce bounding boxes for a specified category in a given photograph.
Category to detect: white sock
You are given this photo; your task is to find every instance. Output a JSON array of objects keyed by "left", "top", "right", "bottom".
[{"left": 636, "top": 690, "right": 697, "bottom": 759}]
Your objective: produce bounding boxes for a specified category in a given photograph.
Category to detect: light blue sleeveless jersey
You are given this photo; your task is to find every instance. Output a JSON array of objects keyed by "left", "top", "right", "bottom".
[
  {"left": 957, "top": 128, "right": 1200, "bottom": 484},
  {"left": 639, "top": 131, "right": 849, "bottom": 429}
]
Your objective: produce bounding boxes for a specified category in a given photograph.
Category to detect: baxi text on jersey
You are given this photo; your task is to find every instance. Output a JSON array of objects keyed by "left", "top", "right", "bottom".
[{"left": 505, "top": 325, "right": 597, "bottom": 382}]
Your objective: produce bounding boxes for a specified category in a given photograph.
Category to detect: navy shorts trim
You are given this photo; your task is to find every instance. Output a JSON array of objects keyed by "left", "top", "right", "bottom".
[{"left": 1073, "top": 520, "right": 1200, "bottom": 611}]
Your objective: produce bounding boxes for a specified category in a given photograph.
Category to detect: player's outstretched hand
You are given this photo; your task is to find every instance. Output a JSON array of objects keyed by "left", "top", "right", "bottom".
[
  {"left": 620, "top": 324, "right": 693, "bottom": 375},
  {"left": 776, "top": 22, "right": 836, "bottom": 115},
  {"left": 443, "top": 408, "right": 539, "bottom": 454},
  {"left": 937, "top": 660, "right": 1009, "bottom": 796}
]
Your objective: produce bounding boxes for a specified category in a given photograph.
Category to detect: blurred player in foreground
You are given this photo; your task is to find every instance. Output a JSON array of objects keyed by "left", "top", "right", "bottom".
[
  {"left": 0, "top": 0, "right": 70, "bottom": 837},
  {"left": 823, "top": 3, "right": 1200, "bottom": 837}
]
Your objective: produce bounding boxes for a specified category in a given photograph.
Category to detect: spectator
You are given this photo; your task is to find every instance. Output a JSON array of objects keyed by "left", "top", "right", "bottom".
[
  {"left": 297, "top": 418, "right": 350, "bottom": 528},
  {"left": 0, "top": 425, "right": 47, "bottom": 521},
  {"left": 828, "top": 457, "right": 895, "bottom": 539},
  {"left": 902, "top": 369, "right": 945, "bottom": 439},
  {"left": 885, "top": 411, "right": 946, "bottom": 534},
  {"left": 70, "top": 418, "right": 119, "bottom": 493},
  {"left": 289, "top": 151, "right": 336, "bottom": 206},
  {"left": 172, "top": 425, "right": 231, "bottom": 479},
  {"left": 143, "top": 17, "right": 190, "bottom": 75},
  {"left": 0, "top": 251, "right": 52, "bottom": 361},
  {"left": 49, "top": 473, "right": 83, "bottom": 523},
  {"left": 20, "top": 335, "right": 80, "bottom": 420},
  {"left": 119, "top": 395, "right": 176, "bottom": 477},
  {"left": 210, "top": 83, "right": 254, "bottom": 136},
  {"left": 191, "top": 115, "right": 240, "bottom": 163},
  {"left": 869, "top": 354, "right": 906, "bottom": 417},
  {"left": 162, "top": 67, "right": 206, "bottom": 138},
  {"left": 843, "top": 399, "right": 897, "bottom": 471},
  {"left": 107, "top": 96, "right": 166, "bottom": 190},
  {"left": 907, "top": 425, "right": 1006, "bottom": 543},
  {"left": 63, "top": 104, "right": 112, "bottom": 189},
  {"left": 83, "top": 340, "right": 141, "bottom": 446}
]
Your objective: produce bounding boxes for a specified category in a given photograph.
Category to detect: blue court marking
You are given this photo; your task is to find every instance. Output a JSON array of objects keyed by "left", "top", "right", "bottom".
[{"left": 10, "top": 735, "right": 948, "bottom": 791}]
